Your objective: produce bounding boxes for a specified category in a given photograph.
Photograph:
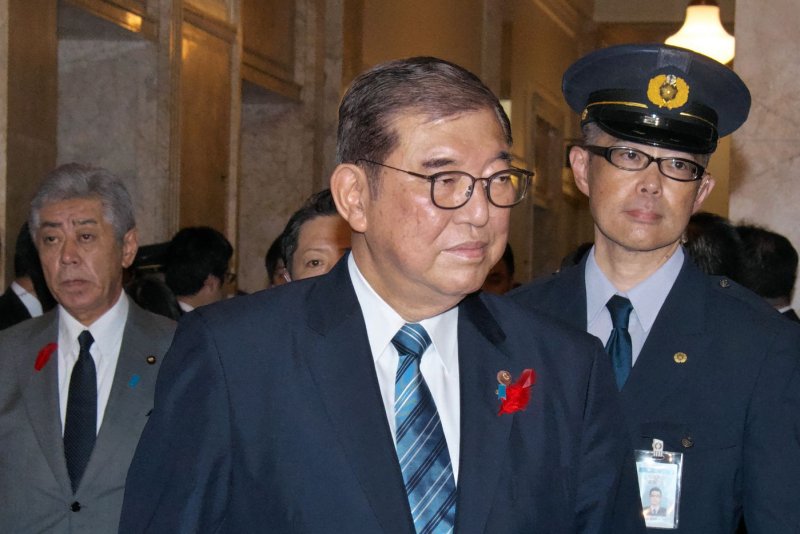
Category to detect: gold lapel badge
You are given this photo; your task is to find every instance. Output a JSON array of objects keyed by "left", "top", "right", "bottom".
[{"left": 673, "top": 352, "right": 688, "bottom": 364}]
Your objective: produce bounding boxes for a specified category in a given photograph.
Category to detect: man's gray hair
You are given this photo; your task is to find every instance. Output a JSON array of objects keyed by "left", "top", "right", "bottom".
[{"left": 29, "top": 163, "right": 136, "bottom": 243}]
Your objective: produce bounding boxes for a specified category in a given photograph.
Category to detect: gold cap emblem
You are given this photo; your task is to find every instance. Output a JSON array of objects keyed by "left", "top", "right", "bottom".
[{"left": 647, "top": 74, "right": 690, "bottom": 110}]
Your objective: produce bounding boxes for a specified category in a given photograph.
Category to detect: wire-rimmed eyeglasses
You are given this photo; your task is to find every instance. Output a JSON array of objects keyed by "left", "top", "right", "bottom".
[
  {"left": 357, "top": 159, "right": 533, "bottom": 209},
  {"left": 583, "top": 145, "right": 705, "bottom": 182}
]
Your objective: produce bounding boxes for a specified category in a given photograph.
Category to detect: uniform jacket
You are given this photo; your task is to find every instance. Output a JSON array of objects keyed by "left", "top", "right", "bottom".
[
  {"left": 511, "top": 254, "right": 800, "bottom": 534},
  {"left": 119, "top": 257, "right": 644, "bottom": 533},
  {"left": 0, "top": 302, "right": 175, "bottom": 533}
]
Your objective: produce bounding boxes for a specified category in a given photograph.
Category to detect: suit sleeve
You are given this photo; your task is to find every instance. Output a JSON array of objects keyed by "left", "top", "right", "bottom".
[
  {"left": 574, "top": 341, "right": 646, "bottom": 533},
  {"left": 742, "top": 323, "right": 800, "bottom": 533},
  {"left": 119, "top": 311, "right": 232, "bottom": 533}
]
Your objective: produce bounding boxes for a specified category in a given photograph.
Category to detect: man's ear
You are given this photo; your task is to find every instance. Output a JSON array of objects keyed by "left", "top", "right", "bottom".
[
  {"left": 204, "top": 273, "right": 222, "bottom": 292},
  {"left": 692, "top": 174, "right": 716, "bottom": 213},
  {"left": 330, "top": 163, "right": 370, "bottom": 233},
  {"left": 120, "top": 228, "right": 139, "bottom": 269},
  {"left": 569, "top": 145, "right": 591, "bottom": 197}
]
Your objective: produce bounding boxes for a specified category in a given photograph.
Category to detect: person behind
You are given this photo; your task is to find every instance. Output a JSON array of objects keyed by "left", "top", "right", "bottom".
[
  {"left": 0, "top": 222, "right": 57, "bottom": 329},
  {"left": 481, "top": 242, "right": 515, "bottom": 294},
  {"left": 684, "top": 211, "right": 743, "bottom": 279},
  {"left": 736, "top": 224, "right": 800, "bottom": 321},
  {"left": 125, "top": 274, "right": 181, "bottom": 321},
  {"left": 0, "top": 163, "right": 176, "bottom": 532},
  {"left": 512, "top": 44, "right": 800, "bottom": 533},
  {"left": 163, "top": 226, "right": 234, "bottom": 314},
  {"left": 120, "top": 56, "right": 643, "bottom": 533},
  {"left": 280, "top": 188, "right": 351, "bottom": 281},
  {"left": 264, "top": 233, "right": 289, "bottom": 287}
]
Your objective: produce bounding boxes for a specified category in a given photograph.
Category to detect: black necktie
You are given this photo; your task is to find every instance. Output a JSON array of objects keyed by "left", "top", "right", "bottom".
[
  {"left": 64, "top": 330, "right": 97, "bottom": 493},
  {"left": 605, "top": 295, "right": 633, "bottom": 390}
]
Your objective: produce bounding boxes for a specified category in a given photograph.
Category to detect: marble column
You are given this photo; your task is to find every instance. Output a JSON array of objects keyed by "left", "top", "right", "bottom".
[{"left": 729, "top": 0, "right": 800, "bottom": 308}]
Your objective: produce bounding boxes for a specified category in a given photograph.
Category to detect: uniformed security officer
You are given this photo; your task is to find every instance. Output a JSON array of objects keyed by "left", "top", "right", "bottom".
[{"left": 512, "top": 44, "right": 800, "bottom": 534}]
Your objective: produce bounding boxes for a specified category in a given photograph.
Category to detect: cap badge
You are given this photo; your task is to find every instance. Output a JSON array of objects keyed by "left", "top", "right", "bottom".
[{"left": 647, "top": 74, "right": 689, "bottom": 110}]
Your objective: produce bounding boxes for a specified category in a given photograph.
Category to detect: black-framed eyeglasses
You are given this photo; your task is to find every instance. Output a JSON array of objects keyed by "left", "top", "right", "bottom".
[
  {"left": 357, "top": 159, "right": 533, "bottom": 209},
  {"left": 583, "top": 145, "right": 705, "bottom": 182}
]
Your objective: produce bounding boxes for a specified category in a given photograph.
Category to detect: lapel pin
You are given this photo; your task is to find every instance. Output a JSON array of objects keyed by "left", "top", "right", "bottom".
[
  {"left": 35, "top": 343, "right": 58, "bottom": 371},
  {"left": 496, "top": 370, "right": 512, "bottom": 399},
  {"left": 673, "top": 352, "right": 688, "bottom": 364},
  {"left": 146, "top": 355, "right": 157, "bottom": 365},
  {"left": 497, "top": 368, "right": 536, "bottom": 416},
  {"left": 128, "top": 374, "right": 141, "bottom": 388}
]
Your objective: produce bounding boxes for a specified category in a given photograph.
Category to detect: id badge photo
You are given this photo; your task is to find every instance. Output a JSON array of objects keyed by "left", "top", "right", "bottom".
[{"left": 635, "top": 439, "right": 684, "bottom": 529}]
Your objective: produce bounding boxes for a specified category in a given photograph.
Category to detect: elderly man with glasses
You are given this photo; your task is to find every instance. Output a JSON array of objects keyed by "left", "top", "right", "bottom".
[
  {"left": 120, "top": 56, "right": 644, "bottom": 534},
  {"left": 513, "top": 44, "right": 800, "bottom": 534}
]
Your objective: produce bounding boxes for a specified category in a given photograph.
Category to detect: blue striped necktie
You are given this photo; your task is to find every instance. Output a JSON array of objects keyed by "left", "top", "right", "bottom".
[
  {"left": 605, "top": 295, "right": 634, "bottom": 390},
  {"left": 393, "top": 323, "right": 457, "bottom": 534}
]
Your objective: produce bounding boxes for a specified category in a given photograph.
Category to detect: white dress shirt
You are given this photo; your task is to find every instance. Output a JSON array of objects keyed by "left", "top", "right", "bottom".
[
  {"left": 178, "top": 300, "right": 195, "bottom": 313},
  {"left": 586, "top": 246, "right": 684, "bottom": 365},
  {"left": 348, "top": 254, "right": 461, "bottom": 482},
  {"left": 58, "top": 292, "right": 129, "bottom": 435},
  {"left": 11, "top": 281, "right": 43, "bottom": 317}
]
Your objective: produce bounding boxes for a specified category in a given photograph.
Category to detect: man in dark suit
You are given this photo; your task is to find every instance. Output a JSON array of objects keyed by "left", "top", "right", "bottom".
[
  {"left": 0, "top": 163, "right": 175, "bottom": 533},
  {"left": 736, "top": 224, "right": 800, "bottom": 322},
  {"left": 120, "top": 57, "right": 643, "bottom": 533},
  {"left": 0, "top": 222, "right": 56, "bottom": 330},
  {"left": 163, "top": 226, "right": 233, "bottom": 314},
  {"left": 512, "top": 44, "right": 800, "bottom": 533}
]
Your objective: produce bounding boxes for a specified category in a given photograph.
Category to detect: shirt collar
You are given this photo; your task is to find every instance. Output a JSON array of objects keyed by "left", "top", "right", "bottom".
[
  {"left": 586, "top": 246, "right": 684, "bottom": 333},
  {"left": 58, "top": 291, "right": 130, "bottom": 357},
  {"left": 347, "top": 253, "right": 458, "bottom": 372}
]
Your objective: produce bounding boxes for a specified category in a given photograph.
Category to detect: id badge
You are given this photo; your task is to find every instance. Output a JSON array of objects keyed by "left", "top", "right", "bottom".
[{"left": 635, "top": 439, "right": 683, "bottom": 529}]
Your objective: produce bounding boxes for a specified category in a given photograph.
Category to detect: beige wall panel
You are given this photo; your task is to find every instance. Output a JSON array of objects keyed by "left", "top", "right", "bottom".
[
  {"left": 58, "top": 27, "right": 166, "bottom": 243},
  {"left": 729, "top": 0, "right": 800, "bottom": 308},
  {"left": 242, "top": 0, "right": 294, "bottom": 77},
  {"left": 179, "top": 21, "right": 232, "bottom": 232},
  {"left": 361, "top": 0, "right": 483, "bottom": 73},
  {"left": 506, "top": 0, "right": 591, "bottom": 282},
  {"left": 4, "top": 0, "right": 58, "bottom": 281},
  {"left": 185, "top": 0, "right": 232, "bottom": 22}
]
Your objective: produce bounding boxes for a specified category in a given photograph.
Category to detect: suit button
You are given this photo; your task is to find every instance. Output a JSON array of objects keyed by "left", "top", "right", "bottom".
[
  {"left": 71, "top": 501, "right": 81, "bottom": 512},
  {"left": 681, "top": 436, "right": 694, "bottom": 448}
]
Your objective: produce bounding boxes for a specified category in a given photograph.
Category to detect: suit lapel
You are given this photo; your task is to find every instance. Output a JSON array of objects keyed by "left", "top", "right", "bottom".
[
  {"left": 303, "top": 261, "right": 415, "bottom": 534},
  {"left": 622, "top": 258, "right": 709, "bottom": 419},
  {"left": 453, "top": 294, "right": 513, "bottom": 534},
  {"left": 79, "top": 303, "right": 163, "bottom": 491},
  {"left": 17, "top": 311, "right": 72, "bottom": 493}
]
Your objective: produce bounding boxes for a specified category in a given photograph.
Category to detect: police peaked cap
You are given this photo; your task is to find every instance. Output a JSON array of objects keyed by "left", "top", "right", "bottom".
[{"left": 562, "top": 44, "right": 751, "bottom": 154}]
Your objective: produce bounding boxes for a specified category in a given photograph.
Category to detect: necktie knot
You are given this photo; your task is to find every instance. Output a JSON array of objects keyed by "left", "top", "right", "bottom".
[
  {"left": 606, "top": 295, "right": 633, "bottom": 329},
  {"left": 78, "top": 330, "right": 94, "bottom": 353},
  {"left": 391, "top": 323, "right": 431, "bottom": 361}
]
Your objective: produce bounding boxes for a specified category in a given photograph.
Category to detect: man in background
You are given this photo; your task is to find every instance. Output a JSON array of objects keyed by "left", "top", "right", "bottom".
[
  {"left": 737, "top": 224, "right": 800, "bottom": 321},
  {"left": 280, "top": 188, "right": 351, "bottom": 281},
  {"left": 163, "top": 226, "right": 233, "bottom": 314},
  {"left": 0, "top": 163, "right": 175, "bottom": 532}
]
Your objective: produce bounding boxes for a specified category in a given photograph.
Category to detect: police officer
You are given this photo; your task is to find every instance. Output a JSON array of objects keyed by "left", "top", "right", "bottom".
[{"left": 513, "top": 44, "right": 800, "bottom": 534}]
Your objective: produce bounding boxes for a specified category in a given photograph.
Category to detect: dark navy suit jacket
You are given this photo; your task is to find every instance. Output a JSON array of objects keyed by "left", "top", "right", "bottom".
[
  {"left": 0, "top": 285, "right": 31, "bottom": 330},
  {"left": 511, "top": 254, "right": 800, "bottom": 534},
  {"left": 119, "top": 257, "right": 644, "bottom": 533}
]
